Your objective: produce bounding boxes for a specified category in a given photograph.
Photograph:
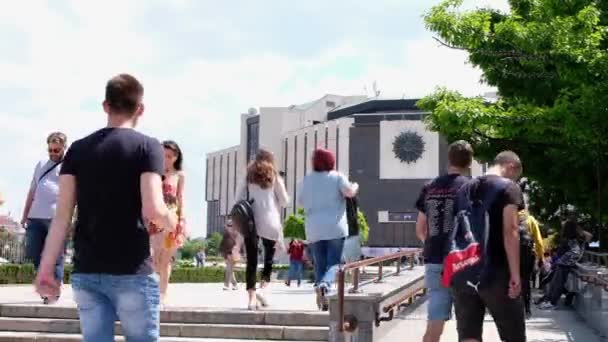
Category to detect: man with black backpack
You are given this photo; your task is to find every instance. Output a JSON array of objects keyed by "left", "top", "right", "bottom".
[
  {"left": 415, "top": 140, "right": 473, "bottom": 342},
  {"left": 446, "top": 151, "right": 525, "bottom": 342}
]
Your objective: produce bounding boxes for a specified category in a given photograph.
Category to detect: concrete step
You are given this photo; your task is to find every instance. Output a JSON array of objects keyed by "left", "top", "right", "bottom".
[
  {"left": 0, "top": 317, "right": 328, "bottom": 341},
  {"left": 0, "top": 331, "right": 320, "bottom": 342},
  {"left": 0, "top": 305, "right": 328, "bottom": 327}
]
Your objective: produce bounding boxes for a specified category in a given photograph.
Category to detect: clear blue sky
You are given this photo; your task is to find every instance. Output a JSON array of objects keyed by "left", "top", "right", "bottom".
[{"left": 0, "top": 0, "right": 508, "bottom": 237}]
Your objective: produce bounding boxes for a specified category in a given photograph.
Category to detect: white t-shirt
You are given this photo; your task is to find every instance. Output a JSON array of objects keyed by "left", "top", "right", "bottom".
[{"left": 28, "top": 159, "right": 61, "bottom": 219}]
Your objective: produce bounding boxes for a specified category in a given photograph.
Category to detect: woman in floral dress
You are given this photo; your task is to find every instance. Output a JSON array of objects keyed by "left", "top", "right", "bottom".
[{"left": 148, "top": 140, "right": 187, "bottom": 306}]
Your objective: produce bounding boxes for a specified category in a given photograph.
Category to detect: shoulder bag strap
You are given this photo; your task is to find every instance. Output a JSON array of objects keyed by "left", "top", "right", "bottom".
[{"left": 38, "top": 161, "right": 62, "bottom": 184}]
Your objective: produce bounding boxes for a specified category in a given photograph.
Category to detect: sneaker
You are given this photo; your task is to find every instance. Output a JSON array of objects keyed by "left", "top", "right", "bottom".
[
  {"left": 223, "top": 287, "right": 229, "bottom": 291},
  {"left": 320, "top": 287, "right": 329, "bottom": 311},
  {"left": 256, "top": 292, "right": 269, "bottom": 308},
  {"left": 232, "top": 285, "right": 238, "bottom": 291},
  {"left": 538, "top": 302, "right": 555, "bottom": 310}
]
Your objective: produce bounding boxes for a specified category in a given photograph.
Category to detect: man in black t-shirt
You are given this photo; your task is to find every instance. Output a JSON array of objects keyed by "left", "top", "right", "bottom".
[
  {"left": 35, "top": 74, "right": 177, "bottom": 341},
  {"left": 415, "top": 140, "right": 473, "bottom": 342},
  {"left": 452, "top": 151, "right": 525, "bottom": 342}
]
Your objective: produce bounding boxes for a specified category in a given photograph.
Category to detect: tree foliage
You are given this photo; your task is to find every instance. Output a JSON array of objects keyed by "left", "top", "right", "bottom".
[
  {"left": 283, "top": 209, "right": 306, "bottom": 240},
  {"left": 205, "top": 232, "right": 223, "bottom": 257},
  {"left": 283, "top": 208, "right": 370, "bottom": 245},
  {"left": 421, "top": 0, "right": 608, "bottom": 246},
  {"left": 179, "top": 238, "right": 205, "bottom": 260}
]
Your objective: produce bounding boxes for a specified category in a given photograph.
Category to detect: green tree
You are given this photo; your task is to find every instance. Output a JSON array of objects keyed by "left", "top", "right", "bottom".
[
  {"left": 283, "top": 209, "right": 306, "bottom": 240},
  {"left": 421, "top": 0, "right": 608, "bottom": 248},
  {"left": 205, "top": 232, "right": 223, "bottom": 256},
  {"left": 283, "top": 208, "right": 370, "bottom": 245},
  {"left": 179, "top": 238, "right": 206, "bottom": 260}
]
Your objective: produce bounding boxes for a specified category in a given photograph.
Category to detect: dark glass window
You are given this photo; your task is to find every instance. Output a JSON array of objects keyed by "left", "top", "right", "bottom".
[{"left": 247, "top": 121, "right": 259, "bottom": 161}]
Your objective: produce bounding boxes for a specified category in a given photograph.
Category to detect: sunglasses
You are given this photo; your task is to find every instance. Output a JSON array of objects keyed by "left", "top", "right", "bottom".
[{"left": 48, "top": 148, "right": 62, "bottom": 154}]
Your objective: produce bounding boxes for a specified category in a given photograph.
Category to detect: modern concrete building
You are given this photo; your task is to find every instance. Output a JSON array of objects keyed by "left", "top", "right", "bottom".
[{"left": 205, "top": 96, "right": 485, "bottom": 247}]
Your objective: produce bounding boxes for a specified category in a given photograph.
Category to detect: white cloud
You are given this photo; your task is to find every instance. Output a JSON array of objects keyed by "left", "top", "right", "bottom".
[{"left": 0, "top": 1, "right": 499, "bottom": 236}]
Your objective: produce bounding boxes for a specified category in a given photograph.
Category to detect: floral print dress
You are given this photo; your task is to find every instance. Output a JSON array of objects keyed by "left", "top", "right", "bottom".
[{"left": 148, "top": 176, "right": 186, "bottom": 251}]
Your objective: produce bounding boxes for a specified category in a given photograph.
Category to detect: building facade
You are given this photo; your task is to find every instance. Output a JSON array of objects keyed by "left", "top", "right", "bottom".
[{"left": 205, "top": 96, "right": 484, "bottom": 246}]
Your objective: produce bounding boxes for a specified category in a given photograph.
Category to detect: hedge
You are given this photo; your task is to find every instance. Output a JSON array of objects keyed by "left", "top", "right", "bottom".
[{"left": 0, "top": 264, "right": 297, "bottom": 285}]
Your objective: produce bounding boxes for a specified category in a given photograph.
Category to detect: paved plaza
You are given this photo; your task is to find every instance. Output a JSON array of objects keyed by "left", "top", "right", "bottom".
[{"left": 0, "top": 280, "right": 603, "bottom": 341}]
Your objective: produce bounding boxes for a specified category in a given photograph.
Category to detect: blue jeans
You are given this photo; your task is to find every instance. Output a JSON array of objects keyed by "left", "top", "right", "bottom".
[
  {"left": 288, "top": 260, "right": 303, "bottom": 282},
  {"left": 26, "top": 218, "right": 64, "bottom": 282},
  {"left": 71, "top": 273, "right": 160, "bottom": 342},
  {"left": 310, "top": 238, "right": 345, "bottom": 289},
  {"left": 424, "top": 263, "right": 453, "bottom": 321}
]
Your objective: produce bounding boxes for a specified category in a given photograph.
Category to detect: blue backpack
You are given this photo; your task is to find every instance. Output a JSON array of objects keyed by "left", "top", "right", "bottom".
[{"left": 442, "top": 176, "right": 509, "bottom": 293}]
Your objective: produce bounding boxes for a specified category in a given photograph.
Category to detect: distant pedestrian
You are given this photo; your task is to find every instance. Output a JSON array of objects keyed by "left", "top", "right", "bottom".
[
  {"left": 298, "top": 148, "right": 358, "bottom": 311},
  {"left": 235, "top": 149, "right": 289, "bottom": 310},
  {"left": 21, "top": 132, "right": 67, "bottom": 304},
  {"left": 196, "top": 249, "right": 206, "bottom": 268},
  {"left": 538, "top": 219, "right": 592, "bottom": 310},
  {"left": 415, "top": 140, "right": 472, "bottom": 342},
  {"left": 35, "top": 74, "right": 177, "bottom": 341},
  {"left": 220, "top": 220, "right": 242, "bottom": 291},
  {"left": 286, "top": 239, "right": 305, "bottom": 287}
]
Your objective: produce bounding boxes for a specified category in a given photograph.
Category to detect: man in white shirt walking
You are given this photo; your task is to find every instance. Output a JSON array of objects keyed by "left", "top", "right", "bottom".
[{"left": 21, "top": 132, "right": 67, "bottom": 304}]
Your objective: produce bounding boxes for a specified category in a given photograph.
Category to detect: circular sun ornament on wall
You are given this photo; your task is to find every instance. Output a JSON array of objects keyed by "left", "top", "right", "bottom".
[{"left": 392, "top": 131, "right": 426, "bottom": 164}]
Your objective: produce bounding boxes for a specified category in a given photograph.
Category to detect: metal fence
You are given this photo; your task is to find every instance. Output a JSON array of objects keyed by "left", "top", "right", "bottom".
[{"left": 0, "top": 238, "right": 27, "bottom": 264}]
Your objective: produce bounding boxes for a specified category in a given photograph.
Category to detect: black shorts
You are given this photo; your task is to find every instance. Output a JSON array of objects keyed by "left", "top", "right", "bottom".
[{"left": 452, "top": 272, "right": 526, "bottom": 342}]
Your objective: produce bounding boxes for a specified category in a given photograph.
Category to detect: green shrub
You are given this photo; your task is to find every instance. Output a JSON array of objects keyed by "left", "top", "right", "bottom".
[
  {"left": 283, "top": 209, "right": 305, "bottom": 240},
  {"left": 0, "top": 264, "right": 299, "bottom": 284},
  {"left": 176, "top": 259, "right": 196, "bottom": 268},
  {"left": 169, "top": 266, "right": 246, "bottom": 283},
  {"left": 284, "top": 208, "right": 370, "bottom": 245}
]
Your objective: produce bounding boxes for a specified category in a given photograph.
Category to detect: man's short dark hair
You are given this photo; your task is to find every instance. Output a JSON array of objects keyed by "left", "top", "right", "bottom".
[
  {"left": 448, "top": 140, "right": 474, "bottom": 169},
  {"left": 105, "top": 74, "right": 143, "bottom": 115},
  {"left": 494, "top": 150, "right": 522, "bottom": 169}
]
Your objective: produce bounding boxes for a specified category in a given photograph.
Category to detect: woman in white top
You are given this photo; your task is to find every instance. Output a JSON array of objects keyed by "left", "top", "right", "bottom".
[{"left": 235, "top": 149, "right": 289, "bottom": 310}]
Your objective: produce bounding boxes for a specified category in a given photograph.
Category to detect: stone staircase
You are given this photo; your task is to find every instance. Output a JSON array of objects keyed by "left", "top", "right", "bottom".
[{"left": 0, "top": 305, "right": 329, "bottom": 341}]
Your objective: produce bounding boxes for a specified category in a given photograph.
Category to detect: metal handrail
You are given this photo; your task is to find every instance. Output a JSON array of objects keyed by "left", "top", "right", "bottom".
[
  {"left": 583, "top": 251, "right": 608, "bottom": 267},
  {"left": 337, "top": 249, "right": 421, "bottom": 332}
]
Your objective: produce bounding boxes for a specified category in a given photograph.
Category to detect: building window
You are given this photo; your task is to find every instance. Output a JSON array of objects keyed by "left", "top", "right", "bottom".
[
  {"left": 303, "top": 133, "right": 308, "bottom": 176},
  {"left": 219, "top": 155, "right": 223, "bottom": 212},
  {"left": 233, "top": 151, "right": 238, "bottom": 195},
  {"left": 226, "top": 154, "right": 230, "bottom": 213},
  {"left": 283, "top": 138, "right": 289, "bottom": 219},
  {"left": 293, "top": 135, "right": 298, "bottom": 214},
  {"left": 314, "top": 130, "right": 318, "bottom": 149},
  {"left": 211, "top": 157, "right": 216, "bottom": 200},
  {"left": 326, "top": 100, "right": 336, "bottom": 108},
  {"left": 284, "top": 138, "right": 289, "bottom": 185},
  {"left": 247, "top": 120, "right": 259, "bottom": 161},
  {"left": 205, "top": 158, "right": 209, "bottom": 201},
  {"left": 325, "top": 127, "right": 328, "bottom": 148},
  {"left": 336, "top": 126, "right": 340, "bottom": 171}
]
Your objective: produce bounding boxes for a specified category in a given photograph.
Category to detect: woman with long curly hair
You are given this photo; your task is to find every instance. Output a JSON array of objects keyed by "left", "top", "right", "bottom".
[
  {"left": 235, "top": 149, "right": 289, "bottom": 310},
  {"left": 148, "top": 140, "right": 188, "bottom": 307}
]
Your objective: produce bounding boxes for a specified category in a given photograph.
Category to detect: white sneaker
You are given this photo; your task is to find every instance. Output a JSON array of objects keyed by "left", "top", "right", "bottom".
[
  {"left": 223, "top": 287, "right": 229, "bottom": 291},
  {"left": 232, "top": 285, "right": 238, "bottom": 291},
  {"left": 538, "top": 302, "right": 555, "bottom": 310}
]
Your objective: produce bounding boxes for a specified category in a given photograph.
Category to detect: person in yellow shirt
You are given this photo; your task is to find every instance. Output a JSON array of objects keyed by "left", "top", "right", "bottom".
[{"left": 519, "top": 209, "right": 545, "bottom": 318}]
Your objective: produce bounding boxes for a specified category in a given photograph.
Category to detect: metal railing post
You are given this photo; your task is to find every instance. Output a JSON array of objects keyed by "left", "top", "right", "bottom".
[
  {"left": 338, "top": 268, "right": 345, "bottom": 332},
  {"left": 352, "top": 268, "right": 360, "bottom": 293},
  {"left": 396, "top": 258, "right": 401, "bottom": 275},
  {"left": 378, "top": 263, "right": 383, "bottom": 282}
]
